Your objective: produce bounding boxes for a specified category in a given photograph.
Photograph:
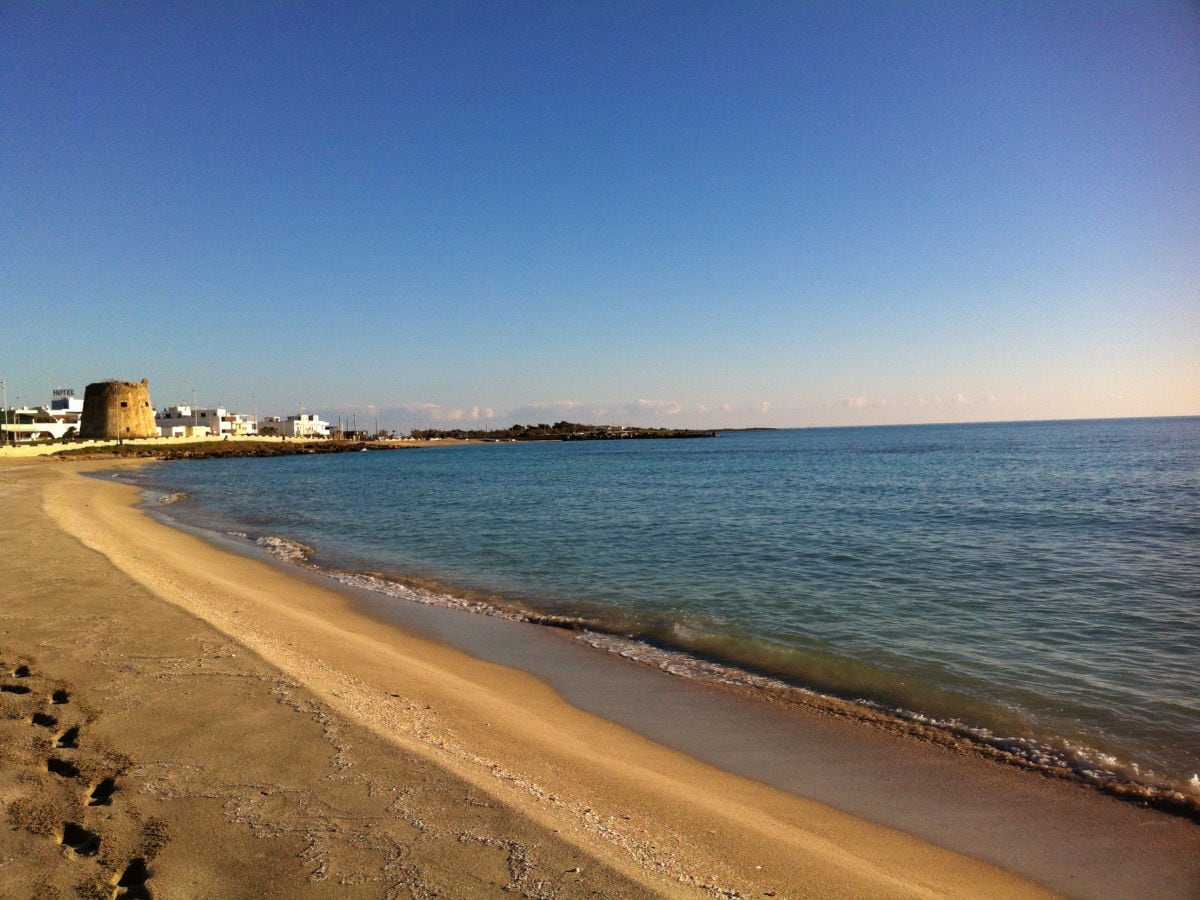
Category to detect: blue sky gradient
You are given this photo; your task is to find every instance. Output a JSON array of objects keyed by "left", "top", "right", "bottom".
[{"left": 3, "top": 2, "right": 1197, "bottom": 430}]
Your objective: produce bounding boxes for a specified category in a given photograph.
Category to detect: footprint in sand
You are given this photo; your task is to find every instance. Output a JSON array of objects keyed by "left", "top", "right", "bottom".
[
  {"left": 88, "top": 777, "right": 117, "bottom": 806},
  {"left": 31, "top": 711, "right": 57, "bottom": 728},
  {"left": 61, "top": 822, "right": 101, "bottom": 857},
  {"left": 114, "top": 858, "right": 152, "bottom": 899},
  {"left": 46, "top": 757, "right": 81, "bottom": 779},
  {"left": 0, "top": 654, "right": 162, "bottom": 897}
]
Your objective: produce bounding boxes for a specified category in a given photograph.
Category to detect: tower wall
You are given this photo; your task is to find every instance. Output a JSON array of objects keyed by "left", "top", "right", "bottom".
[{"left": 79, "top": 379, "right": 158, "bottom": 440}]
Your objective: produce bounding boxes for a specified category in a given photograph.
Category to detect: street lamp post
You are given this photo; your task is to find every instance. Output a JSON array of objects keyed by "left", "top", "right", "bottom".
[{"left": 0, "top": 380, "right": 7, "bottom": 445}]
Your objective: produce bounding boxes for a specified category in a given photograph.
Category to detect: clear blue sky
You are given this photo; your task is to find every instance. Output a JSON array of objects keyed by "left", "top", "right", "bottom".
[{"left": 3, "top": 1, "right": 1197, "bottom": 430}]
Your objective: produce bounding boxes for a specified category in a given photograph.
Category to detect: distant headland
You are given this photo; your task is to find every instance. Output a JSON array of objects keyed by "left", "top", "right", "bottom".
[{"left": 411, "top": 421, "right": 717, "bottom": 442}]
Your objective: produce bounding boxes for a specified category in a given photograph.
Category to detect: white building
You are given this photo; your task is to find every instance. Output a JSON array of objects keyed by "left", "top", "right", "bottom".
[
  {"left": 155, "top": 405, "right": 258, "bottom": 438},
  {"left": 259, "top": 413, "right": 330, "bottom": 438},
  {"left": 1, "top": 389, "right": 84, "bottom": 441}
]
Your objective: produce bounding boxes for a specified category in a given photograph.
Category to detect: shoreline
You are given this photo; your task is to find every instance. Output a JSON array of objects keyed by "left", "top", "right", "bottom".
[
  {"left": 138, "top": 471, "right": 1200, "bottom": 898},
  {"left": 204, "top": 527, "right": 1197, "bottom": 819},
  {"left": 3, "top": 458, "right": 1198, "bottom": 897},
  {"left": 128, "top": 452, "right": 1199, "bottom": 816},
  {"left": 0, "top": 434, "right": 481, "bottom": 461}
]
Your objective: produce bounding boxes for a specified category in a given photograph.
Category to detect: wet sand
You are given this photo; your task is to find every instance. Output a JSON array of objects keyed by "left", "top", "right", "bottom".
[{"left": 1, "top": 458, "right": 1196, "bottom": 897}]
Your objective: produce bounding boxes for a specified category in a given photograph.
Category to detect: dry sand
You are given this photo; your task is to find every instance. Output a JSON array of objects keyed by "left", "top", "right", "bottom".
[{"left": 0, "top": 458, "right": 1186, "bottom": 898}]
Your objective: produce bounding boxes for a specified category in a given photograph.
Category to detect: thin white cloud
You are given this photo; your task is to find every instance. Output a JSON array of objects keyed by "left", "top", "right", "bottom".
[
  {"left": 632, "top": 398, "right": 684, "bottom": 416},
  {"left": 377, "top": 389, "right": 1028, "bottom": 433},
  {"left": 525, "top": 400, "right": 581, "bottom": 412},
  {"left": 442, "top": 406, "right": 494, "bottom": 421},
  {"left": 387, "top": 402, "right": 494, "bottom": 424},
  {"left": 504, "top": 397, "right": 713, "bottom": 426},
  {"left": 504, "top": 400, "right": 595, "bottom": 424}
]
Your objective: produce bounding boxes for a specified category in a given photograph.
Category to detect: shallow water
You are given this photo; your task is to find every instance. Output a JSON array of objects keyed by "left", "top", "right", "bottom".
[{"left": 128, "top": 418, "right": 1200, "bottom": 798}]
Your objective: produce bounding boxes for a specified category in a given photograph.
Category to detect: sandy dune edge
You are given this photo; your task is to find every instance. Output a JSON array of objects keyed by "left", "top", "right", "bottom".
[{"left": 1, "top": 460, "right": 1048, "bottom": 898}]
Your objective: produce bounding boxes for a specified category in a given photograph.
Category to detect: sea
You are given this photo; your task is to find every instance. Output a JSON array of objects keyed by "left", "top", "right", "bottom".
[{"left": 121, "top": 417, "right": 1200, "bottom": 809}]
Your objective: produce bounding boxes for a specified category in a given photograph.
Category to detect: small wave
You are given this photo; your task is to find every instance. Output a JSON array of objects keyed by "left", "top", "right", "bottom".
[
  {"left": 575, "top": 633, "right": 1198, "bottom": 817},
  {"left": 328, "top": 569, "right": 528, "bottom": 621},
  {"left": 577, "top": 631, "right": 795, "bottom": 692},
  {"left": 157, "top": 490, "right": 189, "bottom": 505},
  {"left": 850, "top": 701, "right": 1200, "bottom": 815},
  {"left": 238, "top": 530, "right": 1200, "bottom": 822},
  {"left": 256, "top": 535, "right": 316, "bottom": 564}
]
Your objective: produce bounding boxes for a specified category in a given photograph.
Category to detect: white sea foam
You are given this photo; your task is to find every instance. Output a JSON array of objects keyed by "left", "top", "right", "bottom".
[
  {"left": 256, "top": 535, "right": 315, "bottom": 564},
  {"left": 576, "top": 631, "right": 794, "bottom": 692}
]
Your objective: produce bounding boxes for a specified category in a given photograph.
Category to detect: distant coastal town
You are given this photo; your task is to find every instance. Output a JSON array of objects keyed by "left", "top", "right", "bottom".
[{"left": 0, "top": 378, "right": 716, "bottom": 452}]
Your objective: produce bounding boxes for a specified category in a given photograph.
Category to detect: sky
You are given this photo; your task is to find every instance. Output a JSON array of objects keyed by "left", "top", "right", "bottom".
[{"left": 3, "top": 1, "right": 1198, "bottom": 431}]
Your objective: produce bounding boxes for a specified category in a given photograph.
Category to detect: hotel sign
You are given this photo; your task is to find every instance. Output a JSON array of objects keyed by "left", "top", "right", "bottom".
[{"left": 53, "top": 388, "right": 75, "bottom": 398}]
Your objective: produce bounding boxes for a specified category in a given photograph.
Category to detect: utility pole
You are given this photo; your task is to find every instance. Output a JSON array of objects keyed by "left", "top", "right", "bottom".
[{"left": 0, "top": 380, "right": 7, "bottom": 445}]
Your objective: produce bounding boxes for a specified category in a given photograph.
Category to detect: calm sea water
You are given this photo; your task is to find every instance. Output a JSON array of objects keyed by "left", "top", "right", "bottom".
[{"left": 129, "top": 418, "right": 1200, "bottom": 798}]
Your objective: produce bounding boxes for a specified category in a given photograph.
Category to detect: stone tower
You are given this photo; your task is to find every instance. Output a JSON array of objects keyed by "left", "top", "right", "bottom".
[{"left": 79, "top": 379, "right": 158, "bottom": 440}]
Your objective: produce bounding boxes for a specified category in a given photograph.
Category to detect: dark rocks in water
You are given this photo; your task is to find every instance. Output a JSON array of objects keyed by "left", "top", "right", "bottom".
[{"left": 54, "top": 441, "right": 418, "bottom": 461}]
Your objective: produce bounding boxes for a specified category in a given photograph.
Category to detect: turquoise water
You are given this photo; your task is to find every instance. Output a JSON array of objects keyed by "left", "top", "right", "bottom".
[{"left": 130, "top": 418, "right": 1200, "bottom": 800}]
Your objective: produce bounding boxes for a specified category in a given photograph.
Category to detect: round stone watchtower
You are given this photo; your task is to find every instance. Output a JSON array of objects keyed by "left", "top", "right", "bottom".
[{"left": 79, "top": 379, "right": 158, "bottom": 440}]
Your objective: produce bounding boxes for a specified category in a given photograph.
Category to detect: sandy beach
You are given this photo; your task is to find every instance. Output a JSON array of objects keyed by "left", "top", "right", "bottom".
[{"left": 2, "top": 457, "right": 1197, "bottom": 898}]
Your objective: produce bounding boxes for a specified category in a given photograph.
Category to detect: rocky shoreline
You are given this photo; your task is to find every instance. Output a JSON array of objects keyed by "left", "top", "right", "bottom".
[{"left": 50, "top": 439, "right": 422, "bottom": 461}]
